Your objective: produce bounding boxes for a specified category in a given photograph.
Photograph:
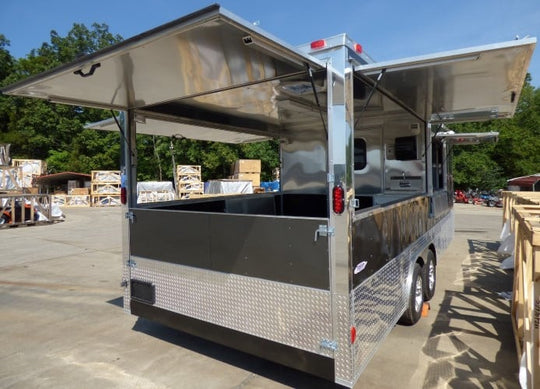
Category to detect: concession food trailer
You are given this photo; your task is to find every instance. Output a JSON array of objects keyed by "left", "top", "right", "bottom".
[{"left": 1, "top": 5, "right": 535, "bottom": 386}]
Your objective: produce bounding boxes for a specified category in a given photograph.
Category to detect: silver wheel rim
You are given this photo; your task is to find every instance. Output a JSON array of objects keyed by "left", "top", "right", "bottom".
[
  {"left": 414, "top": 276, "right": 423, "bottom": 312},
  {"left": 428, "top": 261, "right": 435, "bottom": 291}
]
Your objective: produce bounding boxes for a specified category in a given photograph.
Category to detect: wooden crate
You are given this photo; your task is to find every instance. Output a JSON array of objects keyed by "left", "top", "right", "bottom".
[
  {"left": 91, "top": 194, "right": 121, "bottom": 207},
  {"left": 177, "top": 165, "right": 203, "bottom": 198},
  {"left": 12, "top": 159, "right": 46, "bottom": 188},
  {"left": 91, "top": 182, "right": 121, "bottom": 195},
  {"left": 52, "top": 194, "right": 91, "bottom": 207},
  {"left": 137, "top": 190, "right": 176, "bottom": 203},
  {"left": 503, "top": 191, "right": 540, "bottom": 225},
  {"left": 91, "top": 170, "right": 121, "bottom": 183},
  {"left": 0, "top": 166, "right": 22, "bottom": 191},
  {"left": 511, "top": 204, "right": 540, "bottom": 389}
]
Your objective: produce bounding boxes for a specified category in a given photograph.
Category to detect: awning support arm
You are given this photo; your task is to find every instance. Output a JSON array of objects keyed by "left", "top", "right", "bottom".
[
  {"left": 354, "top": 69, "right": 386, "bottom": 129},
  {"left": 306, "top": 63, "right": 328, "bottom": 138},
  {"left": 111, "top": 110, "right": 135, "bottom": 159}
]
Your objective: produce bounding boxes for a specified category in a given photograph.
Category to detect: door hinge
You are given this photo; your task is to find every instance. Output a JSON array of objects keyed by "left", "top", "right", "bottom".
[
  {"left": 350, "top": 198, "right": 359, "bottom": 209},
  {"left": 125, "top": 211, "right": 135, "bottom": 223},
  {"left": 320, "top": 339, "right": 338, "bottom": 351},
  {"left": 314, "top": 225, "right": 335, "bottom": 241},
  {"left": 127, "top": 259, "right": 137, "bottom": 268}
]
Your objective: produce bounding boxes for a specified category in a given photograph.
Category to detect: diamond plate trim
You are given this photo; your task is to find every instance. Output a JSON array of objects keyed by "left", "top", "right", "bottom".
[
  {"left": 130, "top": 257, "right": 333, "bottom": 355},
  {"left": 346, "top": 211, "right": 454, "bottom": 383}
]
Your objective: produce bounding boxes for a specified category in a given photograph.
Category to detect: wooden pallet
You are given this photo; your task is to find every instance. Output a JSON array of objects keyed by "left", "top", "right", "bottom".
[
  {"left": 0, "top": 193, "right": 53, "bottom": 227},
  {"left": 510, "top": 204, "right": 540, "bottom": 389}
]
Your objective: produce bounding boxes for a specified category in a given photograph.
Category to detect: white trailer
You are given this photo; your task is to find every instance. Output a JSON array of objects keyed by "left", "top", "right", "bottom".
[{"left": 2, "top": 5, "right": 535, "bottom": 386}]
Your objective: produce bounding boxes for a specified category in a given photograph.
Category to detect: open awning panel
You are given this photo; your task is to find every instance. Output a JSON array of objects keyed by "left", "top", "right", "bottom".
[
  {"left": 434, "top": 131, "right": 499, "bottom": 145},
  {"left": 356, "top": 38, "right": 536, "bottom": 124},
  {"left": 1, "top": 4, "right": 322, "bottom": 113},
  {"left": 86, "top": 116, "right": 270, "bottom": 144}
]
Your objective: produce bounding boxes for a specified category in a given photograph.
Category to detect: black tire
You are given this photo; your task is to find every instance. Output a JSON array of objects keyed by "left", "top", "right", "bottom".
[
  {"left": 400, "top": 263, "right": 424, "bottom": 325},
  {"left": 422, "top": 251, "right": 436, "bottom": 301}
]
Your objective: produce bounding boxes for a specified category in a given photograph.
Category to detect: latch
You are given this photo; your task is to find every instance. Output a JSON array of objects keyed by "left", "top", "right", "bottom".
[
  {"left": 125, "top": 211, "right": 135, "bottom": 223},
  {"left": 320, "top": 339, "right": 338, "bottom": 351},
  {"left": 314, "top": 225, "right": 335, "bottom": 241},
  {"left": 350, "top": 198, "right": 359, "bottom": 209},
  {"left": 127, "top": 259, "right": 137, "bottom": 268}
]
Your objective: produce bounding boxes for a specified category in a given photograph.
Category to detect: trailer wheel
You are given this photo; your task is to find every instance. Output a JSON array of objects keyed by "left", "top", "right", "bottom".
[
  {"left": 422, "top": 251, "right": 436, "bottom": 301},
  {"left": 400, "top": 263, "right": 423, "bottom": 325}
]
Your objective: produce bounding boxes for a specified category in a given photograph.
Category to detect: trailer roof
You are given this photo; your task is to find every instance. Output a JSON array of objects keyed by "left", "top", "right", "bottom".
[{"left": 356, "top": 38, "right": 536, "bottom": 124}]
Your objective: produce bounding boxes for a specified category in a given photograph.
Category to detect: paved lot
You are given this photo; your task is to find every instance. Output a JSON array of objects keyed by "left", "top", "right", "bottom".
[{"left": 0, "top": 204, "right": 518, "bottom": 388}]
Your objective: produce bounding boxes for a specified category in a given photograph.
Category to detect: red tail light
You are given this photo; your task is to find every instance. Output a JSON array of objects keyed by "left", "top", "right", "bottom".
[
  {"left": 310, "top": 39, "right": 326, "bottom": 50},
  {"left": 121, "top": 187, "right": 127, "bottom": 205},
  {"left": 332, "top": 185, "right": 345, "bottom": 214}
]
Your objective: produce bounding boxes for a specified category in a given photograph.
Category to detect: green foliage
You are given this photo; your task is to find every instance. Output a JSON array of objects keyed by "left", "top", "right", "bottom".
[
  {"left": 450, "top": 75, "right": 540, "bottom": 190},
  {"left": 0, "top": 24, "right": 123, "bottom": 173}
]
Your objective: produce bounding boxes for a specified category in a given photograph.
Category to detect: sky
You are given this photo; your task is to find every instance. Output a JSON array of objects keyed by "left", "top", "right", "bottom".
[{"left": 1, "top": 0, "right": 540, "bottom": 87}]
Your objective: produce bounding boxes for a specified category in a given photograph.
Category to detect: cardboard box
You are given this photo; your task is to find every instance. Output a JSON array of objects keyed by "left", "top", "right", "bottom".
[
  {"left": 233, "top": 173, "right": 260, "bottom": 187},
  {"left": 232, "top": 159, "right": 261, "bottom": 174}
]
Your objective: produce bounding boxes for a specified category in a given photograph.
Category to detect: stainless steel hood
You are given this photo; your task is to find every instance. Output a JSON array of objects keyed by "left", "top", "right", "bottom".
[{"left": 355, "top": 38, "right": 536, "bottom": 124}]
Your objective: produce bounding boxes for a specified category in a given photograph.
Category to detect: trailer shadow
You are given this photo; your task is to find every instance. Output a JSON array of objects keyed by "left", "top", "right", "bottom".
[
  {"left": 131, "top": 317, "right": 343, "bottom": 389},
  {"left": 421, "top": 239, "right": 518, "bottom": 388}
]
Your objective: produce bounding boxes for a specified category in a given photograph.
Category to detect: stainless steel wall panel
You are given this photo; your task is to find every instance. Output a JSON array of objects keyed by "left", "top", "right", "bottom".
[{"left": 129, "top": 258, "right": 333, "bottom": 357}]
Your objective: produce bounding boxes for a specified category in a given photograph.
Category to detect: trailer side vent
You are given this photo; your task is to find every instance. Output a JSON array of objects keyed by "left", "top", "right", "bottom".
[{"left": 131, "top": 279, "right": 155, "bottom": 305}]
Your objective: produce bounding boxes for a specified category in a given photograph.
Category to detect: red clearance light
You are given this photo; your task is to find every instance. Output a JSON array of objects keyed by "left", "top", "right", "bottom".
[
  {"left": 351, "top": 326, "right": 357, "bottom": 344},
  {"left": 120, "top": 186, "right": 127, "bottom": 205},
  {"left": 310, "top": 39, "right": 326, "bottom": 50},
  {"left": 354, "top": 43, "right": 363, "bottom": 54},
  {"left": 332, "top": 185, "right": 345, "bottom": 214}
]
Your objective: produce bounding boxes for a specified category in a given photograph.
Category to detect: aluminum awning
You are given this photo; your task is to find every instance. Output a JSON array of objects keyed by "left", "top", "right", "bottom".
[
  {"left": 85, "top": 116, "right": 270, "bottom": 144},
  {"left": 1, "top": 4, "right": 325, "bottom": 139},
  {"left": 434, "top": 131, "right": 499, "bottom": 145},
  {"left": 355, "top": 38, "right": 536, "bottom": 124}
]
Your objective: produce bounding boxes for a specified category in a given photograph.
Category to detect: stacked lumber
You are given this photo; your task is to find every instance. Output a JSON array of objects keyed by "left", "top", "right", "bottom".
[
  {"left": 177, "top": 165, "right": 203, "bottom": 199},
  {"left": 91, "top": 170, "right": 121, "bottom": 206},
  {"left": 231, "top": 159, "right": 261, "bottom": 187}
]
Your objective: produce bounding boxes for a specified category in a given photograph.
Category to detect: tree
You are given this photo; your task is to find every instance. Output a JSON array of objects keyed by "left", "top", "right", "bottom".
[
  {"left": 451, "top": 75, "right": 540, "bottom": 190},
  {"left": 0, "top": 24, "right": 123, "bottom": 173}
]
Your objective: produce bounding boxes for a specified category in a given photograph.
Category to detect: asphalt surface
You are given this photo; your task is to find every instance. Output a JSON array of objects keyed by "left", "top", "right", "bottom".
[{"left": 0, "top": 204, "right": 518, "bottom": 388}]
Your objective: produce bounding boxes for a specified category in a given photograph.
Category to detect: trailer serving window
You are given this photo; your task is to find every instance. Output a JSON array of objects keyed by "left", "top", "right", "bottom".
[{"left": 353, "top": 138, "right": 367, "bottom": 170}]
